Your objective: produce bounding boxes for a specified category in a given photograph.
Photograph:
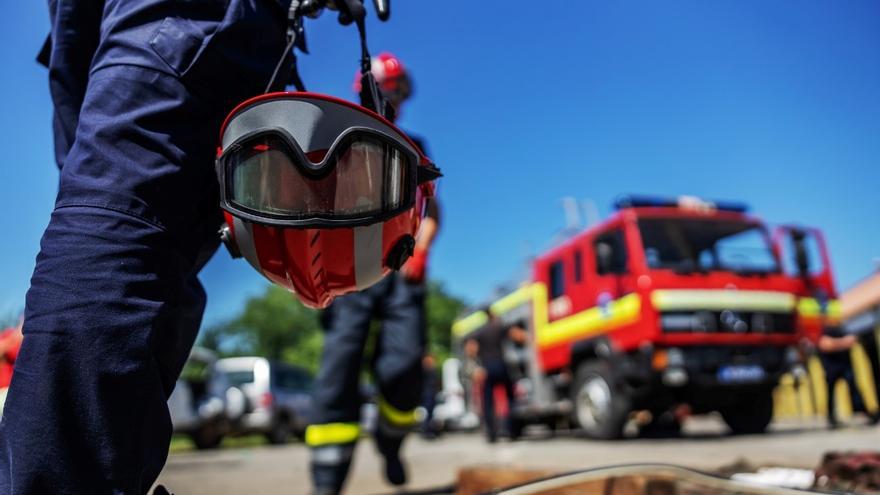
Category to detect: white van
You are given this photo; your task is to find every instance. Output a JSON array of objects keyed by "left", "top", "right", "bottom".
[{"left": 215, "top": 357, "right": 314, "bottom": 444}]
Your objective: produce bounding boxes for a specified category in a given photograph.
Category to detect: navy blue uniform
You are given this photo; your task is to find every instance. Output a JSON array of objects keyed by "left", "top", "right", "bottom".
[
  {"left": 472, "top": 322, "right": 515, "bottom": 443},
  {"left": 0, "top": 1, "right": 289, "bottom": 492},
  {"left": 308, "top": 273, "right": 426, "bottom": 493},
  {"left": 820, "top": 326, "right": 866, "bottom": 425}
]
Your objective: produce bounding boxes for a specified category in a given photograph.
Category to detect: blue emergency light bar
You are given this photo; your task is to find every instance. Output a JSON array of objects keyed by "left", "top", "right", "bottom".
[{"left": 614, "top": 195, "right": 749, "bottom": 213}]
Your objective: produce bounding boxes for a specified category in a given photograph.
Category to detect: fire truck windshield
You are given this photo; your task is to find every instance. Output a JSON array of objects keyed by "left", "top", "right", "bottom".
[{"left": 638, "top": 218, "right": 779, "bottom": 275}]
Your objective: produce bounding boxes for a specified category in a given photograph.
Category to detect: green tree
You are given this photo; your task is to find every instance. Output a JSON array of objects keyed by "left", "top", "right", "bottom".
[
  {"left": 198, "top": 285, "right": 324, "bottom": 372},
  {"left": 199, "top": 280, "right": 466, "bottom": 373},
  {"left": 425, "top": 281, "right": 466, "bottom": 362}
]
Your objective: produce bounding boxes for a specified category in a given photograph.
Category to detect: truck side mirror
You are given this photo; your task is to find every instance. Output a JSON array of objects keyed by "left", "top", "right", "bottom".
[
  {"left": 791, "top": 229, "right": 810, "bottom": 277},
  {"left": 596, "top": 242, "right": 613, "bottom": 275}
]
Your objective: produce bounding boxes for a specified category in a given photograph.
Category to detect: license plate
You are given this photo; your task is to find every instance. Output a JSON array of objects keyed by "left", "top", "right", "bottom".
[{"left": 717, "top": 365, "right": 765, "bottom": 384}]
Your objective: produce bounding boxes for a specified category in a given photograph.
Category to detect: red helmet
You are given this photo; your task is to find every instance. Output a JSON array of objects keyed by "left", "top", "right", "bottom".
[
  {"left": 216, "top": 92, "right": 440, "bottom": 308},
  {"left": 353, "top": 52, "right": 413, "bottom": 107}
]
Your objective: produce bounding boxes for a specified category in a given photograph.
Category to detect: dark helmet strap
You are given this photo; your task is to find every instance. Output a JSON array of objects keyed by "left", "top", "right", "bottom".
[
  {"left": 264, "top": 0, "right": 391, "bottom": 120},
  {"left": 265, "top": 0, "right": 307, "bottom": 93},
  {"left": 354, "top": 16, "right": 395, "bottom": 120}
]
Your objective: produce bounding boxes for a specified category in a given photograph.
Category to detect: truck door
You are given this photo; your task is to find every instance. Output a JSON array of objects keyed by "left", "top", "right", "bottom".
[
  {"left": 773, "top": 226, "right": 838, "bottom": 341},
  {"left": 592, "top": 227, "right": 634, "bottom": 308},
  {"left": 773, "top": 226, "right": 836, "bottom": 298}
]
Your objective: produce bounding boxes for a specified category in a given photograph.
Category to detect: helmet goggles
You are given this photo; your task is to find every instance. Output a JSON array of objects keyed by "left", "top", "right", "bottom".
[{"left": 217, "top": 92, "right": 439, "bottom": 228}]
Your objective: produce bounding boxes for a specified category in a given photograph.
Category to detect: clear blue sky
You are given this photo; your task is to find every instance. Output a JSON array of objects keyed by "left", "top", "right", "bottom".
[{"left": 1, "top": 1, "right": 878, "bottom": 326}]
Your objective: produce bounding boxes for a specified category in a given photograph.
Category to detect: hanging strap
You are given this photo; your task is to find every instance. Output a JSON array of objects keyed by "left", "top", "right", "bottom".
[
  {"left": 353, "top": 15, "right": 394, "bottom": 120},
  {"left": 265, "top": 0, "right": 307, "bottom": 93}
]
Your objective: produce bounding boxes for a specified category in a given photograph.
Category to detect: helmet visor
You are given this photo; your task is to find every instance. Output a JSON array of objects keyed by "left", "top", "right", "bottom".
[{"left": 226, "top": 133, "right": 411, "bottom": 221}]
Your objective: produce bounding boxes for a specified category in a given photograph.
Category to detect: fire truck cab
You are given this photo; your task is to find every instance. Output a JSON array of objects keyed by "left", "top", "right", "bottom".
[{"left": 453, "top": 195, "right": 838, "bottom": 439}]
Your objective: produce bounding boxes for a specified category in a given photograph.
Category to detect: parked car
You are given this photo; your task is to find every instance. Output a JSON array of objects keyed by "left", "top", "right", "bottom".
[
  {"left": 215, "top": 357, "right": 314, "bottom": 444},
  {"left": 168, "top": 347, "right": 246, "bottom": 449}
]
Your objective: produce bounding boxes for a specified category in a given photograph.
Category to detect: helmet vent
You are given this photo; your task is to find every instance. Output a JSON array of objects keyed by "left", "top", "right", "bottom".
[
  {"left": 310, "top": 231, "right": 321, "bottom": 247},
  {"left": 312, "top": 252, "right": 322, "bottom": 266}
]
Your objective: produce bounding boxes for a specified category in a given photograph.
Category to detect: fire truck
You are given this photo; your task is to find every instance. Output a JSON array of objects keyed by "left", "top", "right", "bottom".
[{"left": 452, "top": 195, "right": 839, "bottom": 438}]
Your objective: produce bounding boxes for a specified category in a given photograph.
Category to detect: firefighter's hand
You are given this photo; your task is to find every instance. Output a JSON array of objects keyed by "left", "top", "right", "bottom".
[
  {"left": 841, "top": 335, "right": 858, "bottom": 349},
  {"left": 401, "top": 248, "right": 428, "bottom": 283}
]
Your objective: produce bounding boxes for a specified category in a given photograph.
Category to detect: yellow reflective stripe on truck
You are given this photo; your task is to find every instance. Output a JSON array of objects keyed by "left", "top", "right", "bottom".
[
  {"left": 453, "top": 283, "right": 639, "bottom": 348},
  {"left": 651, "top": 290, "right": 796, "bottom": 312},
  {"left": 796, "top": 298, "right": 841, "bottom": 319},
  {"left": 451, "top": 311, "right": 488, "bottom": 339},
  {"left": 535, "top": 293, "right": 641, "bottom": 348},
  {"left": 453, "top": 285, "right": 542, "bottom": 340},
  {"left": 490, "top": 285, "right": 540, "bottom": 315},
  {"left": 305, "top": 423, "right": 361, "bottom": 447}
]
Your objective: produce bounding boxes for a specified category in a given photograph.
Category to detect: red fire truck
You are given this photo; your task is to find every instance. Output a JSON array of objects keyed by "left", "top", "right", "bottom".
[{"left": 452, "top": 195, "right": 839, "bottom": 438}]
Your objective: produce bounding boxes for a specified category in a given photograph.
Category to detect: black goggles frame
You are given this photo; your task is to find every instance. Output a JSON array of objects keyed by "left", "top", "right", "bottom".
[{"left": 217, "top": 126, "right": 438, "bottom": 228}]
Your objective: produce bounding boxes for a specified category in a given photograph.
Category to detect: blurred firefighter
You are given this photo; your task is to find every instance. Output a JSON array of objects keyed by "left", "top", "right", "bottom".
[
  {"left": 818, "top": 325, "right": 880, "bottom": 428},
  {"left": 467, "top": 308, "right": 527, "bottom": 443},
  {"left": 306, "top": 53, "right": 442, "bottom": 495}
]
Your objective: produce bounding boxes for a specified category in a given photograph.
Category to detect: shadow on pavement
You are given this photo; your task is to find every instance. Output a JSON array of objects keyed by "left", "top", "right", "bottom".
[{"left": 370, "top": 485, "right": 455, "bottom": 495}]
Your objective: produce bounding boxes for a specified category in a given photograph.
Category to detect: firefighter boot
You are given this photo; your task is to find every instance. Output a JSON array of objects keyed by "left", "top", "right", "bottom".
[
  {"left": 375, "top": 431, "right": 406, "bottom": 486},
  {"left": 310, "top": 442, "right": 356, "bottom": 495},
  {"left": 311, "top": 459, "right": 352, "bottom": 495}
]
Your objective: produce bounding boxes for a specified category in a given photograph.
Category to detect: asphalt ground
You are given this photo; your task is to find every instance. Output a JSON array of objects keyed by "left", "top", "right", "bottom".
[{"left": 156, "top": 416, "right": 880, "bottom": 495}]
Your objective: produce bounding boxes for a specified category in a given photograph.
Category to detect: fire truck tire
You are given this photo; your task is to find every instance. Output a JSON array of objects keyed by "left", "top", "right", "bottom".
[
  {"left": 571, "top": 361, "right": 630, "bottom": 439},
  {"left": 719, "top": 390, "right": 773, "bottom": 435}
]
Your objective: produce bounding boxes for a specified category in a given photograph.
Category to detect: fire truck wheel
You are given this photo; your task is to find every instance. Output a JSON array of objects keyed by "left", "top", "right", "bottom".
[
  {"left": 571, "top": 361, "right": 630, "bottom": 439},
  {"left": 719, "top": 390, "right": 773, "bottom": 435}
]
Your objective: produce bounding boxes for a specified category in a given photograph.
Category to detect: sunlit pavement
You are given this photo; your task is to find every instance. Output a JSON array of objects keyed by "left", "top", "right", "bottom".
[{"left": 156, "top": 416, "right": 879, "bottom": 495}]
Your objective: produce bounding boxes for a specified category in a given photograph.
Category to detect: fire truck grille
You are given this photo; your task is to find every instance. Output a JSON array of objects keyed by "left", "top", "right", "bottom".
[{"left": 660, "top": 311, "right": 796, "bottom": 334}]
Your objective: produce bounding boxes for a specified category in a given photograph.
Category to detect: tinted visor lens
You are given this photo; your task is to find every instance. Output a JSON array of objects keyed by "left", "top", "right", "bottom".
[{"left": 227, "top": 134, "right": 410, "bottom": 219}]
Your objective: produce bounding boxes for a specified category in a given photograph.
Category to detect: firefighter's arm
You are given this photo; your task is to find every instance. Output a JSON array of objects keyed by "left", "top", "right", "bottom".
[
  {"left": 401, "top": 197, "right": 440, "bottom": 282},
  {"left": 818, "top": 334, "right": 857, "bottom": 353}
]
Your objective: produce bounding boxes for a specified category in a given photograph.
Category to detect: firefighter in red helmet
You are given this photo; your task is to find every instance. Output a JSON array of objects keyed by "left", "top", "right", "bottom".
[{"left": 306, "top": 52, "right": 442, "bottom": 494}]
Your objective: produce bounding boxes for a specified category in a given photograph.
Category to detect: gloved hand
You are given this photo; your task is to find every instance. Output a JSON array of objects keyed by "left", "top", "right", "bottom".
[{"left": 401, "top": 247, "right": 428, "bottom": 283}]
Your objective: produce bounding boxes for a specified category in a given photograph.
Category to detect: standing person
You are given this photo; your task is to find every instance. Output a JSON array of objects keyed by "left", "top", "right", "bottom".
[
  {"left": 307, "top": 53, "right": 442, "bottom": 495},
  {"left": 818, "top": 326, "right": 880, "bottom": 428},
  {"left": 467, "top": 309, "right": 527, "bottom": 443},
  {"left": 0, "top": 1, "right": 384, "bottom": 492},
  {"left": 461, "top": 336, "right": 482, "bottom": 417}
]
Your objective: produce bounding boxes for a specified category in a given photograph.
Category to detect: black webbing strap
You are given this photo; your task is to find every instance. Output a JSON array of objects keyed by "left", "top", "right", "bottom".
[
  {"left": 354, "top": 15, "right": 394, "bottom": 120},
  {"left": 264, "top": 0, "right": 307, "bottom": 93}
]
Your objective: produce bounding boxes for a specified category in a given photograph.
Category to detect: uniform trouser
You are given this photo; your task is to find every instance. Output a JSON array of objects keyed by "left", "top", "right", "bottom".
[
  {"left": 307, "top": 274, "right": 426, "bottom": 491},
  {"left": 0, "top": 1, "right": 287, "bottom": 493},
  {"left": 481, "top": 360, "right": 515, "bottom": 442},
  {"left": 823, "top": 359, "right": 866, "bottom": 423}
]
